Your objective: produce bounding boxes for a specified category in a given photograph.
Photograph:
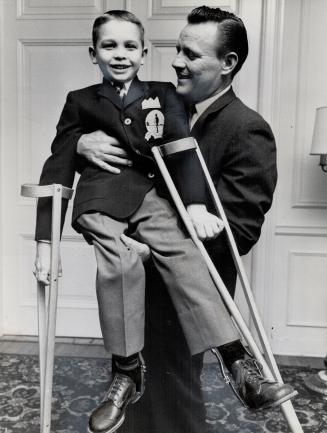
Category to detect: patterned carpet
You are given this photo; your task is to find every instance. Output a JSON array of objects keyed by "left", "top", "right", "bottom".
[{"left": 0, "top": 354, "right": 325, "bottom": 433}]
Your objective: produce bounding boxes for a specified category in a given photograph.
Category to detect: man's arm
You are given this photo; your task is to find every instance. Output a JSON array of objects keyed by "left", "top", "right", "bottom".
[
  {"left": 217, "top": 118, "right": 277, "bottom": 255},
  {"left": 160, "top": 83, "right": 225, "bottom": 240},
  {"left": 76, "top": 130, "right": 132, "bottom": 174}
]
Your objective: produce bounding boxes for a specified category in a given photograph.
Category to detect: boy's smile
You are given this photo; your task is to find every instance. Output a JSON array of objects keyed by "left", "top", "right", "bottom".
[{"left": 89, "top": 20, "right": 147, "bottom": 84}]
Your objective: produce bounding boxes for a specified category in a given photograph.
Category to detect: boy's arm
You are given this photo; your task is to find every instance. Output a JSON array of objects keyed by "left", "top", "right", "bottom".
[
  {"left": 160, "top": 84, "right": 224, "bottom": 240},
  {"left": 34, "top": 241, "right": 62, "bottom": 285},
  {"left": 161, "top": 83, "right": 207, "bottom": 206},
  {"left": 35, "top": 92, "right": 85, "bottom": 241}
]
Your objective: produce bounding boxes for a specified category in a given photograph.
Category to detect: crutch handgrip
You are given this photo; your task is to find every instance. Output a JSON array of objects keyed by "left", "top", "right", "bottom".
[{"left": 21, "top": 183, "right": 73, "bottom": 200}]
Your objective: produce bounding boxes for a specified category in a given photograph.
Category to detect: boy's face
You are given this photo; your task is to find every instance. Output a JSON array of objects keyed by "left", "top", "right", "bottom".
[{"left": 89, "top": 20, "right": 147, "bottom": 84}]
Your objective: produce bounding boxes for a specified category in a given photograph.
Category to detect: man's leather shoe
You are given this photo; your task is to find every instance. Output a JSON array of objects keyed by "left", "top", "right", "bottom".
[
  {"left": 231, "top": 358, "right": 298, "bottom": 410},
  {"left": 88, "top": 355, "right": 146, "bottom": 433}
]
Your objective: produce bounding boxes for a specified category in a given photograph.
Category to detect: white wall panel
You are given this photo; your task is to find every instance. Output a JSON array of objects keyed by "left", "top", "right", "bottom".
[
  {"left": 150, "top": 0, "right": 238, "bottom": 19},
  {"left": 271, "top": 234, "right": 327, "bottom": 356},
  {"left": 17, "top": 40, "right": 100, "bottom": 189},
  {"left": 287, "top": 251, "right": 327, "bottom": 328},
  {"left": 11, "top": 234, "right": 100, "bottom": 336},
  {"left": 149, "top": 42, "right": 176, "bottom": 84},
  {"left": 17, "top": 0, "right": 105, "bottom": 20},
  {"left": 291, "top": 1, "right": 327, "bottom": 209}
]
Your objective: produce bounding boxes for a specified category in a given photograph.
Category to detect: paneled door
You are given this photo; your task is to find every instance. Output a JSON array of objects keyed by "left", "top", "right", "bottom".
[{"left": 0, "top": 0, "right": 263, "bottom": 338}]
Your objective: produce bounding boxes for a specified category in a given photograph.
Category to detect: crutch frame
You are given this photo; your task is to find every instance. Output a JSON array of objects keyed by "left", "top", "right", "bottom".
[
  {"left": 21, "top": 183, "right": 73, "bottom": 433},
  {"left": 152, "top": 138, "right": 303, "bottom": 433}
]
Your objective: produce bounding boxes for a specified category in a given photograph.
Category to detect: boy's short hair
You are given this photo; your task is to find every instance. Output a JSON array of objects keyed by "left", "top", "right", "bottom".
[{"left": 92, "top": 10, "right": 145, "bottom": 48}]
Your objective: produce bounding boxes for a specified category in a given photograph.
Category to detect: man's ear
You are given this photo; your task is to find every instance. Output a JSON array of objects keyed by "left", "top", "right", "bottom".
[
  {"left": 140, "top": 47, "right": 148, "bottom": 65},
  {"left": 221, "top": 52, "right": 238, "bottom": 75},
  {"left": 89, "top": 46, "right": 98, "bottom": 64}
]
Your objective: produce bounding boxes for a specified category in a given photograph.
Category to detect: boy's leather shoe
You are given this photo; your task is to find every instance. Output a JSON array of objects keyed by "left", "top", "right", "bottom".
[
  {"left": 88, "top": 355, "right": 146, "bottom": 433},
  {"left": 231, "top": 358, "right": 298, "bottom": 410}
]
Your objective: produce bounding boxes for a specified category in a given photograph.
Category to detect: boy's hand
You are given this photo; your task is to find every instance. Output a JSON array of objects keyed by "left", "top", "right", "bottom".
[
  {"left": 34, "top": 242, "right": 62, "bottom": 285},
  {"left": 77, "top": 130, "right": 133, "bottom": 174},
  {"left": 120, "top": 234, "right": 151, "bottom": 263},
  {"left": 187, "top": 204, "right": 224, "bottom": 241}
]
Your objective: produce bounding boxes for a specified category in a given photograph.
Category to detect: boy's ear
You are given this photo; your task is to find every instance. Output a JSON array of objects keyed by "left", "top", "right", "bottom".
[
  {"left": 89, "top": 46, "right": 98, "bottom": 64},
  {"left": 140, "top": 47, "right": 148, "bottom": 65},
  {"left": 221, "top": 52, "right": 238, "bottom": 76}
]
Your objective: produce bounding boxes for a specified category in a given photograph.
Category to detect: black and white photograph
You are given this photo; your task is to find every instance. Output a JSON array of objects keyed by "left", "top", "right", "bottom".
[{"left": 0, "top": 1, "right": 326, "bottom": 433}]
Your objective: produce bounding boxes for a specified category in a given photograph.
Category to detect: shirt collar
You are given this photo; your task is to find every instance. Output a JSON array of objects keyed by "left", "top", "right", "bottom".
[
  {"left": 194, "top": 84, "right": 231, "bottom": 120},
  {"left": 110, "top": 79, "right": 133, "bottom": 93}
]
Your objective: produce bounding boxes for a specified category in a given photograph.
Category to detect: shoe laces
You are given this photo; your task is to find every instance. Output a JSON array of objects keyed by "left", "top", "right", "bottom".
[
  {"left": 107, "top": 374, "right": 131, "bottom": 403},
  {"left": 239, "top": 358, "right": 268, "bottom": 385}
]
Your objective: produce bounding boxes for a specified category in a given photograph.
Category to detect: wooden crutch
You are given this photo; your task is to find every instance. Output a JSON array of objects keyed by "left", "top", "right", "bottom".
[
  {"left": 152, "top": 138, "right": 303, "bottom": 433},
  {"left": 21, "top": 183, "right": 73, "bottom": 433}
]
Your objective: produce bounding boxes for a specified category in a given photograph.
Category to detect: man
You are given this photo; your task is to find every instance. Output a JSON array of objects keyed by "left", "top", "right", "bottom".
[{"left": 76, "top": 6, "right": 291, "bottom": 433}]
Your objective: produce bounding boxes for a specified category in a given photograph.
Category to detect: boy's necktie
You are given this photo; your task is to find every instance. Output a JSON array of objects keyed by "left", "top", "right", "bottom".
[{"left": 115, "top": 83, "right": 127, "bottom": 99}]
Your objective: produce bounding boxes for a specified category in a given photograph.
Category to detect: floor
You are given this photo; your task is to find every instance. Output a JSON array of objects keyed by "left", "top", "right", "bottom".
[{"left": 0, "top": 336, "right": 326, "bottom": 433}]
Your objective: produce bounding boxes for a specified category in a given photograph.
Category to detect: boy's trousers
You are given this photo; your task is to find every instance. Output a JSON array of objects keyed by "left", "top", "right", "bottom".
[{"left": 77, "top": 188, "right": 239, "bottom": 357}]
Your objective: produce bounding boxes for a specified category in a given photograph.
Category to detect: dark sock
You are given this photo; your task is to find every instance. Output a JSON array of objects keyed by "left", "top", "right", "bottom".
[
  {"left": 113, "top": 353, "right": 139, "bottom": 372},
  {"left": 218, "top": 340, "right": 247, "bottom": 372}
]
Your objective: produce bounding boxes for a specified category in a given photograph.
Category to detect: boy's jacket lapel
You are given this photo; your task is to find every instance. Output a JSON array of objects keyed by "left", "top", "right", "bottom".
[
  {"left": 97, "top": 80, "right": 122, "bottom": 109},
  {"left": 97, "top": 77, "right": 147, "bottom": 110},
  {"left": 124, "top": 77, "right": 148, "bottom": 108}
]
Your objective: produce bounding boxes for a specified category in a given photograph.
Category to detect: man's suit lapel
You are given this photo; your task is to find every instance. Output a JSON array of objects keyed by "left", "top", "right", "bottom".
[{"left": 191, "top": 88, "right": 236, "bottom": 137}]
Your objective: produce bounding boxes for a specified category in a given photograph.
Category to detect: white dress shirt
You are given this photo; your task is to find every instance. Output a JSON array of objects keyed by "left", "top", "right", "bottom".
[{"left": 190, "top": 85, "right": 231, "bottom": 129}]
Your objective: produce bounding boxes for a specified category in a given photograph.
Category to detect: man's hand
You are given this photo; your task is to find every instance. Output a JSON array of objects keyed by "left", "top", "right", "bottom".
[
  {"left": 34, "top": 241, "right": 62, "bottom": 285},
  {"left": 77, "top": 130, "right": 132, "bottom": 174},
  {"left": 187, "top": 204, "right": 224, "bottom": 241},
  {"left": 121, "top": 234, "right": 151, "bottom": 263}
]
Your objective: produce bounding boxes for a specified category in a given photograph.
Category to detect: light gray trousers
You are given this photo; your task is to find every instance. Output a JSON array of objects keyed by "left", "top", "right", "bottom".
[{"left": 77, "top": 188, "right": 239, "bottom": 357}]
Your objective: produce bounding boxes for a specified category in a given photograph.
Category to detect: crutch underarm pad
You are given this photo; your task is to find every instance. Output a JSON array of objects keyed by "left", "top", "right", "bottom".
[
  {"left": 21, "top": 183, "right": 73, "bottom": 200},
  {"left": 162, "top": 138, "right": 207, "bottom": 206},
  {"left": 158, "top": 137, "right": 197, "bottom": 157}
]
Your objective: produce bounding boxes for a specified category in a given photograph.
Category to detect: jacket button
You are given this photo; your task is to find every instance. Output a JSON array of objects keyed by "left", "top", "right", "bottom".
[
  {"left": 147, "top": 172, "right": 155, "bottom": 179},
  {"left": 124, "top": 118, "right": 132, "bottom": 125}
]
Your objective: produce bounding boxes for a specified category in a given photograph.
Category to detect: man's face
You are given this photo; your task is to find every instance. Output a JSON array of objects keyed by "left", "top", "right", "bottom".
[
  {"left": 90, "top": 20, "right": 146, "bottom": 84},
  {"left": 172, "top": 22, "right": 226, "bottom": 103}
]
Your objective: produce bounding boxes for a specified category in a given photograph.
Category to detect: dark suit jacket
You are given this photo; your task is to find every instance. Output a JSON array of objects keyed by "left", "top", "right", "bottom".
[
  {"left": 36, "top": 77, "right": 205, "bottom": 240},
  {"left": 192, "top": 87, "right": 277, "bottom": 258}
]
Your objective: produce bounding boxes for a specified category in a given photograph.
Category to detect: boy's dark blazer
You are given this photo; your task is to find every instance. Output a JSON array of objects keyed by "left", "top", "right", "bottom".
[
  {"left": 36, "top": 78, "right": 205, "bottom": 240},
  {"left": 191, "top": 87, "right": 277, "bottom": 258}
]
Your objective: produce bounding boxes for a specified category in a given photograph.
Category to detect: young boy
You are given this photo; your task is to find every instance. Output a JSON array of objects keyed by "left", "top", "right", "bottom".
[{"left": 34, "top": 10, "right": 296, "bottom": 433}]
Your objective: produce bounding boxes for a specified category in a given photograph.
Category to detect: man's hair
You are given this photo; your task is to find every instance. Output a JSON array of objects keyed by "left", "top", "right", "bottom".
[
  {"left": 92, "top": 10, "right": 145, "bottom": 48},
  {"left": 187, "top": 6, "right": 248, "bottom": 77}
]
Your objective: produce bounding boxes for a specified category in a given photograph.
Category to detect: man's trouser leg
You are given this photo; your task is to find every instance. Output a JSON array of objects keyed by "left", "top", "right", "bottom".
[
  {"left": 77, "top": 212, "right": 145, "bottom": 357},
  {"left": 128, "top": 188, "right": 239, "bottom": 355},
  {"left": 119, "top": 249, "right": 238, "bottom": 433}
]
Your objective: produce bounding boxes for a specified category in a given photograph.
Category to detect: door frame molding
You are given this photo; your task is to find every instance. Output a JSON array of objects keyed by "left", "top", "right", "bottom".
[
  {"left": 0, "top": 0, "right": 5, "bottom": 337},
  {"left": 251, "top": 0, "right": 285, "bottom": 336}
]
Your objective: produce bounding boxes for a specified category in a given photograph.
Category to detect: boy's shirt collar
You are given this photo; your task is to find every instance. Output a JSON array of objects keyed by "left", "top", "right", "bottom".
[
  {"left": 100, "top": 76, "right": 145, "bottom": 109},
  {"left": 102, "top": 77, "right": 134, "bottom": 95}
]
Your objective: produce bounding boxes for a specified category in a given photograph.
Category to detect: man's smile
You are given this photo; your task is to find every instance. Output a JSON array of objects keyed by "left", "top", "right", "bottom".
[{"left": 176, "top": 72, "right": 191, "bottom": 80}]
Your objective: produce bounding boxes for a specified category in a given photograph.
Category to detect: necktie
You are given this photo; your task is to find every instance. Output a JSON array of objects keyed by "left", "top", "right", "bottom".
[
  {"left": 115, "top": 83, "right": 126, "bottom": 99},
  {"left": 189, "top": 104, "right": 198, "bottom": 128}
]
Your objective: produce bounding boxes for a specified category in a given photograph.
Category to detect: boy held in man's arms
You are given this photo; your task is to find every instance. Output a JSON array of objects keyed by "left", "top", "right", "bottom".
[{"left": 34, "top": 10, "right": 296, "bottom": 433}]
